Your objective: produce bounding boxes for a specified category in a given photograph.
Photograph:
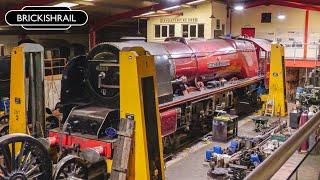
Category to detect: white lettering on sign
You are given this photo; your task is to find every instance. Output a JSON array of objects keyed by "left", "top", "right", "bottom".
[
  {"left": 207, "top": 61, "right": 230, "bottom": 68},
  {"left": 160, "top": 18, "right": 198, "bottom": 23}
]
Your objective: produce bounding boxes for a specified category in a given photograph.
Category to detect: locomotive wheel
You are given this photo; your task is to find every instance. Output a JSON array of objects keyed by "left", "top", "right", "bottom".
[
  {"left": 53, "top": 155, "right": 88, "bottom": 180},
  {"left": 0, "top": 133, "right": 52, "bottom": 179}
]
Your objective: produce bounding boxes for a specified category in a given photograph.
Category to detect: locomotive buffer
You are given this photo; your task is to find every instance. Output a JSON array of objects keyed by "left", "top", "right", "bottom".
[{"left": 110, "top": 47, "right": 165, "bottom": 180}]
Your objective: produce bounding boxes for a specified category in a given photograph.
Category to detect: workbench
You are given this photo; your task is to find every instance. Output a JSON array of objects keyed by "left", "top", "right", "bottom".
[
  {"left": 212, "top": 115, "right": 238, "bottom": 142},
  {"left": 251, "top": 116, "right": 270, "bottom": 132}
]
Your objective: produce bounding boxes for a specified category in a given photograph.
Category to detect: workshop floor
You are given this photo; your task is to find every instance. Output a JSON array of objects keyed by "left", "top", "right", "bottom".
[
  {"left": 165, "top": 115, "right": 259, "bottom": 180},
  {"left": 165, "top": 114, "right": 309, "bottom": 180}
]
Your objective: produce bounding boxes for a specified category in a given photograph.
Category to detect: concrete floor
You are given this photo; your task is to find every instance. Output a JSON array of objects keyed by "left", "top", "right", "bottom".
[
  {"left": 165, "top": 116, "right": 259, "bottom": 180},
  {"left": 165, "top": 114, "right": 311, "bottom": 180}
]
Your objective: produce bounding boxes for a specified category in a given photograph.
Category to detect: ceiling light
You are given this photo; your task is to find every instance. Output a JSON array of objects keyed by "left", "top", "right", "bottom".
[
  {"left": 53, "top": 2, "right": 79, "bottom": 8},
  {"left": 186, "top": 0, "right": 206, "bottom": 5},
  {"left": 162, "top": 5, "right": 181, "bottom": 11},
  {"left": 234, "top": 5, "right": 244, "bottom": 11},
  {"left": 277, "top": 14, "right": 286, "bottom": 20}
]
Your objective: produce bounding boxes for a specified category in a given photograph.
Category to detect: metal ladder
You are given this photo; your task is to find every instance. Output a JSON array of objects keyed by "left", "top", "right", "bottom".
[{"left": 265, "top": 98, "right": 274, "bottom": 116}]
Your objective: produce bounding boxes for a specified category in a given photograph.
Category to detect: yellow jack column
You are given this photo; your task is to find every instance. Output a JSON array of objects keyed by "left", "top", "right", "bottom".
[
  {"left": 9, "top": 46, "right": 27, "bottom": 134},
  {"left": 267, "top": 43, "right": 287, "bottom": 117},
  {"left": 9, "top": 43, "right": 45, "bottom": 136},
  {"left": 119, "top": 47, "right": 165, "bottom": 179}
]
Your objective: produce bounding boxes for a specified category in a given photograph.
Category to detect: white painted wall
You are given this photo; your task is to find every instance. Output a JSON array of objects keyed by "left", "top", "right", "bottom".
[
  {"left": 147, "top": 1, "right": 227, "bottom": 42},
  {"left": 231, "top": 5, "right": 320, "bottom": 59}
]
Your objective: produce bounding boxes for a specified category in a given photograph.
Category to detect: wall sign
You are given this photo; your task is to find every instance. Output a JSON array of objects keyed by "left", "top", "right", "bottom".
[{"left": 160, "top": 18, "right": 198, "bottom": 23}]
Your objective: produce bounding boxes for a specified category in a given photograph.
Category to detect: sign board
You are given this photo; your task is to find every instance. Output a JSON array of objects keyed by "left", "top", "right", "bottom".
[{"left": 160, "top": 18, "right": 198, "bottom": 24}]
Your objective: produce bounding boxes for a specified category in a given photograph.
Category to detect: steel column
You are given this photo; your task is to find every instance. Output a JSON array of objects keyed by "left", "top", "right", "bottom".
[
  {"left": 89, "top": 30, "right": 96, "bottom": 49},
  {"left": 304, "top": 10, "right": 309, "bottom": 59}
]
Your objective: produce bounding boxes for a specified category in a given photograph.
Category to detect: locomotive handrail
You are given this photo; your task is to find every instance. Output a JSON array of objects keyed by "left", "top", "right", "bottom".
[{"left": 245, "top": 111, "right": 320, "bottom": 180}]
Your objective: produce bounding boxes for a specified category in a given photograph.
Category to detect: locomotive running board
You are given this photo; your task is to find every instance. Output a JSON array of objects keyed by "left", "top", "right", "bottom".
[{"left": 159, "top": 76, "right": 264, "bottom": 111}]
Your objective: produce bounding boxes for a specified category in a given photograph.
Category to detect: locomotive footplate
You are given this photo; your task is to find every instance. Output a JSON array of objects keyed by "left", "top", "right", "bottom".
[
  {"left": 159, "top": 76, "right": 264, "bottom": 111},
  {"left": 49, "top": 105, "right": 119, "bottom": 159}
]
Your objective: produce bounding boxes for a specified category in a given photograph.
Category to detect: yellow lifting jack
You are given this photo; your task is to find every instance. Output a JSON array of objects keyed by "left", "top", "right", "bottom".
[
  {"left": 261, "top": 43, "right": 287, "bottom": 117},
  {"left": 110, "top": 47, "right": 165, "bottom": 180},
  {"left": 9, "top": 43, "right": 46, "bottom": 137}
]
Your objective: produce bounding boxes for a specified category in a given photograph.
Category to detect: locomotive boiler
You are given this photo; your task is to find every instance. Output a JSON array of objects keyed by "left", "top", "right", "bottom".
[{"left": 49, "top": 37, "right": 269, "bottom": 161}]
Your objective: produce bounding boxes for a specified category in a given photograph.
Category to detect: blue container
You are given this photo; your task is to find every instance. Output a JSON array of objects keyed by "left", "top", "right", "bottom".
[
  {"left": 230, "top": 140, "right": 238, "bottom": 148},
  {"left": 250, "top": 153, "right": 261, "bottom": 164},
  {"left": 213, "top": 146, "right": 222, "bottom": 154},
  {"left": 229, "top": 140, "right": 238, "bottom": 154},
  {"left": 296, "top": 87, "right": 304, "bottom": 94},
  {"left": 205, "top": 150, "right": 213, "bottom": 161}
]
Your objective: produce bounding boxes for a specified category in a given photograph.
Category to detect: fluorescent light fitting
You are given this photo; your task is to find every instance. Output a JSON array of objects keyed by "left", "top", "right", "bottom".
[
  {"left": 162, "top": 5, "right": 181, "bottom": 11},
  {"left": 186, "top": 0, "right": 206, "bottom": 5},
  {"left": 53, "top": 2, "right": 79, "bottom": 8},
  {"left": 234, "top": 5, "right": 244, "bottom": 11},
  {"left": 140, "top": 11, "right": 155, "bottom": 16},
  {"left": 277, "top": 14, "right": 286, "bottom": 20}
]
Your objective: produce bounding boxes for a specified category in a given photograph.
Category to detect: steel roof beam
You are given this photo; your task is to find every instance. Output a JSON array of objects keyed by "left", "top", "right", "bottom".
[
  {"left": 242, "top": 0, "right": 320, "bottom": 11},
  {"left": 0, "top": 0, "right": 57, "bottom": 23},
  {"left": 270, "top": 0, "right": 320, "bottom": 11},
  {"left": 90, "top": 0, "right": 196, "bottom": 32}
]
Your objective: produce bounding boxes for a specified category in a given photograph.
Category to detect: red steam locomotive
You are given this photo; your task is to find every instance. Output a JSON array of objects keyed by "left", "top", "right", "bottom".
[{"left": 48, "top": 37, "right": 270, "bottom": 158}]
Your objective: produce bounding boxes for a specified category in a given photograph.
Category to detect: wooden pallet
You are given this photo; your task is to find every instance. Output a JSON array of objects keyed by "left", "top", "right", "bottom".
[{"left": 110, "top": 118, "right": 135, "bottom": 180}]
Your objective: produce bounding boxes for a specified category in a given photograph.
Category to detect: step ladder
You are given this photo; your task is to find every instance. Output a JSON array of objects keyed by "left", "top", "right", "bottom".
[
  {"left": 110, "top": 118, "right": 135, "bottom": 180},
  {"left": 265, "top": 98, "right": 274, "bottom": 116}
]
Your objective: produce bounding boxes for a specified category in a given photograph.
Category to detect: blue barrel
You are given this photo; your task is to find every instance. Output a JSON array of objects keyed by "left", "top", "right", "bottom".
[
  {"left": 250, "top": 153, "right": 261, "bottom": 164},
  {"left": 205, "top": 150, "right": 213, "bottom": 161},
  {"left": 213, "top": 146, "right": 222, "bottom": 154}
]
